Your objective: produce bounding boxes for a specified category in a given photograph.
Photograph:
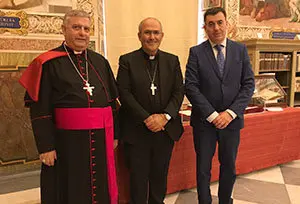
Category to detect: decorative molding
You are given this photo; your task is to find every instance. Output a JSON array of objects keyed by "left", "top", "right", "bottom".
[
  {"left": 97, "top": 0, "right": 104, "bottom": 54},
  {"left": 0, "top": 159, "right": 39, "bottom": 166},
  {"left": 238, "top": 26, "right": 270, "bottom": 40},
  {"left": 0, "top": 65, "right": 27, "bottom": 71},
  {"left": 0, "top": 10, "right": 29, "bottom": 35},
  {"left": 77, "top": 0, "right": 94, "bottom": 14},
  {"left": 0, "top": 39, "right": 95, "bottom": 51},
  {"left": 75, "top": 0, "right": 95, "bottom": 35},
  {"left": 0, "top": 39, "right": 62, "bottom": 50},
  {"left": 27, "top": 14, "right": 63, "bottom": 34}
]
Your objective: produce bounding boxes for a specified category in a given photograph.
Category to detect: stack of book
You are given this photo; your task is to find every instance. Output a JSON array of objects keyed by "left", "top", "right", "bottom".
[{"left": 259, "top": 52, "right": 291, "bottom": 71}]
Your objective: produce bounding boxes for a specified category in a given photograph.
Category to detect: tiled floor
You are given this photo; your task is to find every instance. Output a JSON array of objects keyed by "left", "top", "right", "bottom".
[
  {"left": 165, "top": 160, "right": 300, "bottom": 204},
  {"left": 0, "top": 160, "right": 300, "bottom": 204}
]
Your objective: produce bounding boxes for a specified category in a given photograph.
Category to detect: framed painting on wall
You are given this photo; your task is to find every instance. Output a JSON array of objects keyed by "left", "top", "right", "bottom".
[
  {"left": 203, "top": 0, "right": 222, "bottom": 10},
  {"left": 226, "top": 0, "right": 300, "bottom": 40},
  {"left": 0, "top": 0, "right": 73, "bottom": 14},
  {"left": 0, "top": 0, "right": 95, "bottom": 35}
]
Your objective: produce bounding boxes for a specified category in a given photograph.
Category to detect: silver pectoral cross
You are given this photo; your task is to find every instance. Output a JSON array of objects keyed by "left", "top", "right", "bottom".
[
  {"left": 83, "top": 81, "right": 95, "bottom": 96},
  {"left": 150, "top": 83, "right": 157, "bottom": 96}
]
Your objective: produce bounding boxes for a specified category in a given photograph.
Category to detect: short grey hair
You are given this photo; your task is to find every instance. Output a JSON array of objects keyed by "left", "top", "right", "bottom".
[
  {"left": 138, "top": 17, "right": 163, "bottom": 33},
  {"left": 63, "top": 9, "right": 91, "bottom": 26}
]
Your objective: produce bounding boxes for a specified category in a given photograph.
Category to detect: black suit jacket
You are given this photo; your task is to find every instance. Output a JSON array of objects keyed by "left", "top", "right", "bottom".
[
  {"left": 185, "top": 39, "right": 255, "bottom": 130},
  {"left": 117, "top": 48, "right": 184, "bottom": 144}
]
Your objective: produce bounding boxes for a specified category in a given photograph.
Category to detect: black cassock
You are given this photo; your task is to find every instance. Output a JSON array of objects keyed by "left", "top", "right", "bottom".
[{"left": 21, "top": 44, "right": 119, "bottom": 204}]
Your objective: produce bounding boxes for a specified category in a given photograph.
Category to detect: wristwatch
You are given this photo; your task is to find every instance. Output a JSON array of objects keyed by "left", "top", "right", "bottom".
[{"left": 164, "top": 113, "right": 171, "bottom": 121}]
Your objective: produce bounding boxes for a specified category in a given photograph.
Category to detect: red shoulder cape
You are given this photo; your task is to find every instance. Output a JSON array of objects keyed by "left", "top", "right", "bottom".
[{"left": 19, "top": 51, "right": 68, "bottom": 102}]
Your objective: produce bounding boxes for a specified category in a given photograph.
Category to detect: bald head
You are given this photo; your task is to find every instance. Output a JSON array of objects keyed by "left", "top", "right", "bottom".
[{"left": 138, "top": 17, "right": 163, "bottom": 33}]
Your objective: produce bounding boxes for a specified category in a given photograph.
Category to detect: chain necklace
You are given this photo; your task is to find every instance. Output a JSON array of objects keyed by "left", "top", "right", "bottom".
[
  {"left": 146, "top": 60, "right": 158, "bottom": 96},
  {"left": 63, "top": 44, "right": 95, "bottom": 96}
]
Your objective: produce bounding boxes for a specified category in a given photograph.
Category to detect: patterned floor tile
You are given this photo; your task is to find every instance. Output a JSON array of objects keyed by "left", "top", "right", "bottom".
[
  {"left": 189, "top": 188, "right": 197, "bottom": 193},
  {"left": 0, "top": 171, "right": 40, "bottom": 194},
  {"left": 234, "top": 178, "right": 290, "bottom": 204},
  {"left": 210, "top": 181, "right": 219, "bottom": 196},
  {"left": 281, "top": 166, "right": 300, "bottom": 186},
  {"left": 285, "top": 184, "right": 300, "bottom": 204},
  {"left": 164, "top": 192, "right": 179, "bottom": 204},
  {"left": 0, "top": 188, "right": 40, "bottom": 204},
  {"left": 1, "top": 160, "right": 300, "bottom": 204},
  {"left": 211, "top": 195, "right": 220, "bottom": 204},
  {"left": 233, "top": 199, "right": 258, "bottom": 204},
  {"left": 239, "top": 166, "right": 284, "bottom": 184},
  {"left": 187, "top": 182, "right": 219, "bottom": 196},
  {"left": 174, "top": 190, "right": 198, "bottom": 204},
  {"left": 281, "top": 160, "right": 300, "bottom": 169}
]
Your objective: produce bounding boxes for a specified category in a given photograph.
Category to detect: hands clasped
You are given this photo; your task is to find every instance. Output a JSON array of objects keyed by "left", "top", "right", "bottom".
[
  {"left": 144, "top": 114, "right": 168, "bottom": 132},
  {"left": 212, "top": 111, "right": 233, "bottom": 129}
]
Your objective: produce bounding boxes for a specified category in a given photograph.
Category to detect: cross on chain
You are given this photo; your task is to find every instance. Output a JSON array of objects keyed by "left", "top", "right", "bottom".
[
  {"left": 83, "top": 81, "right": 95, "bottom": 96},
  {"left": 150, "top": 83, "right": 157, "bottom": 96}
]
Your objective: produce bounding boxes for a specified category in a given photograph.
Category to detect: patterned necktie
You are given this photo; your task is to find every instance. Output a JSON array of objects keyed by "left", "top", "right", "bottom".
[{"left": 215, "top": 44, "right": 225, "bottom": 76}]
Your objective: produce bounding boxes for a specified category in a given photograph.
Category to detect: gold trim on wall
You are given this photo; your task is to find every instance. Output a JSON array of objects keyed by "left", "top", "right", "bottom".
[
  {"left": 0, "top": 65, "right": 27, "bottom": 71},
  {"left": 0, "top": 52, "right": 40, "bottom": 69},
  {"left": 0, "top": 10, "right": 28, "bottom": 35},
  {"left": 0, "top": 159, "right": 39, "bottom": 166}
]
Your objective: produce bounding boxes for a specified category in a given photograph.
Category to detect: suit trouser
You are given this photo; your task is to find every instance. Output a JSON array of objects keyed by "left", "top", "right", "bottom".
[
  {"left": 124, "top": 132, "right": 174, "bottom": 204},
  {"left": 193, "top": 126, "right": 240, "bottom": 204}
]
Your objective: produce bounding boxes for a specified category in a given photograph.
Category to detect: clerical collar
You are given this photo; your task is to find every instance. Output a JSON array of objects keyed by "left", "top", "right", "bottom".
[
  {"left": 63, "top": 42, "right": 85, "bottom": 55},
  {"left": 74, "top": 50, "right": 83, "bottom": 54},
  {"left": 142, "top": 49, "right": 159, "bottom": 60}
]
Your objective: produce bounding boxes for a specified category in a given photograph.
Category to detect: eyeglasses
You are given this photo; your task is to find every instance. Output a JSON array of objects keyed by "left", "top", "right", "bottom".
[
  {"left": 143, "top": 30, "right": 162, "bottom": 36},
  {"left": 71, "top": 24, "right": 90, "bottom": 33}
]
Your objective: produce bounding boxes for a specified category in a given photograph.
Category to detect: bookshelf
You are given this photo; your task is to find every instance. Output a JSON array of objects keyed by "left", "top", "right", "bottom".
[{"left": 239, "top": 39, "right": 300, "bottom": 107}]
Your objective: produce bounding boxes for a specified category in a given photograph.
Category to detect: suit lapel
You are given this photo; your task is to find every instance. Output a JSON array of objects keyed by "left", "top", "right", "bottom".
[{"left": 204, "top": 41, "right": 222, "bottom": 80}]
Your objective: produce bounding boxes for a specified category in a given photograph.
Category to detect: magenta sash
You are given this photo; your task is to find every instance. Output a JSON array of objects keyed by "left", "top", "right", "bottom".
[{"left": 55, "top": 107, "right": 118, "bottom": 204}]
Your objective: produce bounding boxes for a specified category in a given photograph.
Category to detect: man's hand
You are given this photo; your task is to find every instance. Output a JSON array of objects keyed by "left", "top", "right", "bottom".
[
  {"left": 40, "top": 150, "right": 57, "bottom": 166},
  {"left": 212, "top": 111, "right": 233, "bottom": 129},
  {"left": 144, "top": 114, "right": 168, "bottom": 132},
  {"left": 113, "top": 139, "right": 118, "bottom": 149}
]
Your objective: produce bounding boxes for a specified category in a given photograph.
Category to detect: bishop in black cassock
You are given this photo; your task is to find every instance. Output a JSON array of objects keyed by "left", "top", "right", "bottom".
[{"left": 19, "top": 43, "right": 119, "bottom": 204}]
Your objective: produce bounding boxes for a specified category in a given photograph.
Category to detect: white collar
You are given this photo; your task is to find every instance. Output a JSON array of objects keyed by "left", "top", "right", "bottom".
[
  {"left": 209, "top": 38, "right": 227, "bottom": 49},
  {"left": 64, "top": 42, "right": 84, "bottom": 54}
]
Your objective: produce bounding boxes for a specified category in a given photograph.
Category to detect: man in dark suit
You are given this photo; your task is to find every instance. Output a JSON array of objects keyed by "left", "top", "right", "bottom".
[
  {"left": 185, "top": 7, "right": 255, "bottom": 204},
  {"left": 117, "top": 17, "right": 184, "bottom": 204}
]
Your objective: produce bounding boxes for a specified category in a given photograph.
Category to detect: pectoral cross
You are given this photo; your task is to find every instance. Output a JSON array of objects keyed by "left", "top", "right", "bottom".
[
  {"left": 83, "top": 81, "right": 95, "bottom": 96},
  {"left": 150, "top": 83, "right": 157, "bottom": 96}
]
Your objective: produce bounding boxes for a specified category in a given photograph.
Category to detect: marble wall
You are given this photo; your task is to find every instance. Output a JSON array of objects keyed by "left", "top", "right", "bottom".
[{"left": 0, "top": 70, "right": 37, "bottom": 163}]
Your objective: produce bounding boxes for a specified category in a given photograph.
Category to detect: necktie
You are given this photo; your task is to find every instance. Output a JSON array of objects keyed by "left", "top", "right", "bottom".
[{"left": 215, "top": 44, "right": 225, "bottom": 76}]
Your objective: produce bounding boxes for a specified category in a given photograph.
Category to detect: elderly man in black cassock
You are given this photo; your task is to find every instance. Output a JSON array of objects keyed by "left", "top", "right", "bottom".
[{"left": 19, "top": 9, "right": 118, "bottom": 204}]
